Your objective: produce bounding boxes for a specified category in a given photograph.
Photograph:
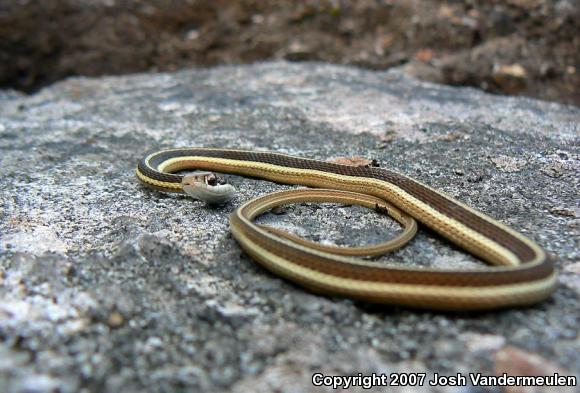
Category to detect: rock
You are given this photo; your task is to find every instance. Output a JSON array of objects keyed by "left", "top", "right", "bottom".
[
  {"left": 106, "top": 311, "right": 125, "bottom": 329},
  {"left": 459, "top": 333, "right": 506, "bottom": 353},
  {"left": 328, "top": 156, "right": 377, "bottom": 167},
  {"left": 494, "top": 346, "right": 576, "bottom": 393},
  {"left": 494, "top": 64, "right": 528, "bottom": 79},
  {"left": 550, "top": 207, "right": 579, "bottom": 218},
  {"left": 490, "top": 155, "right": 528, "bottom": 173},
  {"left": 0, "top": 62, "right": 579, "bottom": 392}
]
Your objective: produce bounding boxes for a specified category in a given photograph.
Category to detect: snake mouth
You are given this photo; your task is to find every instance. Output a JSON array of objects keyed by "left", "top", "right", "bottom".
[{"left": 181, "top": 172, "right": 235, "bottom": 205}]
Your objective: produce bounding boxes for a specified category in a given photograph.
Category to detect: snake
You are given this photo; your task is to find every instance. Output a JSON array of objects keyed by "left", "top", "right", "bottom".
[{"left": 136, "top": 147, "right": 557, "bottom": 311}]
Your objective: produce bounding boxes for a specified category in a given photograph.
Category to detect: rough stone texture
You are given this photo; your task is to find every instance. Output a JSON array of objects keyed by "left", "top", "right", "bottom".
[{"left": 0, "top": 62, "right": 579, "bottom": 392}]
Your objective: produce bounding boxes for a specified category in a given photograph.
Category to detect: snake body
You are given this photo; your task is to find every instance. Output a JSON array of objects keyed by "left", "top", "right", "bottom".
[{"left": 136, "top": 148, "right": 557, "bottom": 311}]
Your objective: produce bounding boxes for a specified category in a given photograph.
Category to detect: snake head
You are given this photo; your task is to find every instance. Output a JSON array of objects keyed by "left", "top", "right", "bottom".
[{"left": 181, "top": 172, "right": 235, "bottom": 205}]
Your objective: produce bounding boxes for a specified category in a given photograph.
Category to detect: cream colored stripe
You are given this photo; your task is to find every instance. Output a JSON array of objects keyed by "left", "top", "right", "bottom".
[
  {"left": 231, "top": 225, "right": 557, "bottom": 308},
  {"left": 395, "top": 170, "right": 545, "bottom": 265},
  {"left": 235, "top": 200, "right": 534, "bottom": 273},
  {"left": 154, "top": 156, "right": 524, "bottom": 267}
]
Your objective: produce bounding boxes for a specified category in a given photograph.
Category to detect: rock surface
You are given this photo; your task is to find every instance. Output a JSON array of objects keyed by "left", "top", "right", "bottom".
[{"left": 0, "top": 62, "right": 579, "bottom": 392}]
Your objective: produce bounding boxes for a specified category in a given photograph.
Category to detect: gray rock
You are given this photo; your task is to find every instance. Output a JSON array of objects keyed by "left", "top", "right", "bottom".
[{"left": 0, "top": 62, "right": 579, "bottom": 392}]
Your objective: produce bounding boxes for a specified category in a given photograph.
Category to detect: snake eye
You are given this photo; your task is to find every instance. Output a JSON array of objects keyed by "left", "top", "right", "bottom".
[
  {"left": 206, "top": 174, "right": 217, "bottom": 186},
  {"left": 205, "top": 173, "right": 227, "bottom": 186}
]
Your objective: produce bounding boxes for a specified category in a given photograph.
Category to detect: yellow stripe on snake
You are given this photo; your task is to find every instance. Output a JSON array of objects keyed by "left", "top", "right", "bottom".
[{"left": 136, "top": 148, "right": 557, "bottom": 311}]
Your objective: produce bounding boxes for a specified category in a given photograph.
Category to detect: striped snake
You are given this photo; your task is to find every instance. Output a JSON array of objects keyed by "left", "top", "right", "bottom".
[{"left": 136, "top": 148, "right": 557, "bottom": 311}]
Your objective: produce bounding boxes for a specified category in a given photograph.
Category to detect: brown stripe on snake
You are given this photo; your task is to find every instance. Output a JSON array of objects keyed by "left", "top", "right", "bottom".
[
  {"left": 140, "top": 148, "right": 537, "bottom": 262},
  {"left": 136, "top": 147, "right": 558, "bottom": 310},
  {"left": 230, "top": 212, "right": 551, "bottom": 287}
]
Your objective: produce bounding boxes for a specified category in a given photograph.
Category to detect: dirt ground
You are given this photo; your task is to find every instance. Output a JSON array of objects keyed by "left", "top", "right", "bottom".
[{"left": 1, "top": 0, "right": 578, "bottom": 106}]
